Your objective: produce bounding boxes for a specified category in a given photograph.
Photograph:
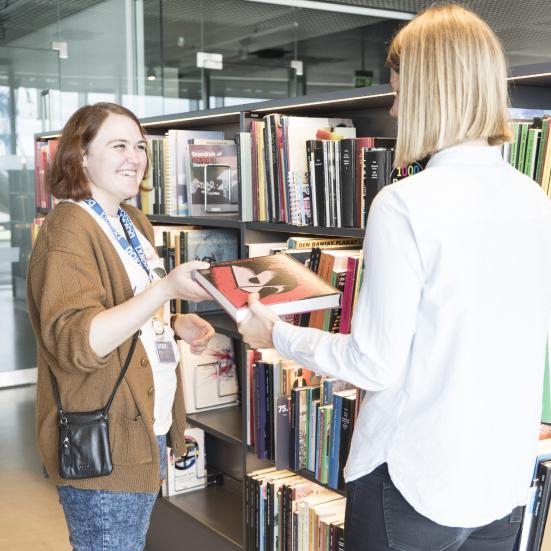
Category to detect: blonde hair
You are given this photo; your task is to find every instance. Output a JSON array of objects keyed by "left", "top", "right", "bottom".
[{"left": 387, "top": 4, "right": 512, "bottom": 167}]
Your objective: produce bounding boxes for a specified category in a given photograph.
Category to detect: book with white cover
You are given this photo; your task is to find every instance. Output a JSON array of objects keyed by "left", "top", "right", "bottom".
[
  {"left": 163, "top": 427, "right": 207, "bottom": 496},
  {"left": 178, "top": 332, "right": 239, "bottom": 414}
]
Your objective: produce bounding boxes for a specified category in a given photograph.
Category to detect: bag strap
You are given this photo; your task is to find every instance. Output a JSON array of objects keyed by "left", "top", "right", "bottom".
[
  {"left": 48, "top": 331, "right": 141, "bottom": 419},
  {"left": 104, "top": 331, "right": 140, "bottom": 414}
]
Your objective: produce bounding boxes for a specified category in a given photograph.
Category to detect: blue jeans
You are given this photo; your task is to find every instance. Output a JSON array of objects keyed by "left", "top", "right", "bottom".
[
  {"left": 57, "top": 435, "right": 167, "bottom": 551},
  {"left": 345, "top": 463, "right": 522, "bottom": 551}
]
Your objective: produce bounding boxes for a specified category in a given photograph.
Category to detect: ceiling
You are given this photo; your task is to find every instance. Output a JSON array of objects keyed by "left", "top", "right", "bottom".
[{"left": 0, "top": 0, "right": 550, "bottom": 101}]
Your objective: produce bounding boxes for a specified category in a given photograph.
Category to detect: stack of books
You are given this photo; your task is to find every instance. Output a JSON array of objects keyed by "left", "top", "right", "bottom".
[
  {"left": 246, "top": 348, "right": 362, "bottom": 492},
  {"left": 140, "top": 130, "right": 238, "bottom": 217}
]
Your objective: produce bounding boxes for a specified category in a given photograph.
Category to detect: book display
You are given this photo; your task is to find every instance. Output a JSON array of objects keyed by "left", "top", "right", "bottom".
[{"left": 32, "top": 62, "right": 551, "bottom": 551}]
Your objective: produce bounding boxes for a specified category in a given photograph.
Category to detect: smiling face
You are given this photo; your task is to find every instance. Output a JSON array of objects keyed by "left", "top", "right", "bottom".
[
  {"left": 82, "top": 113, "right": 147, "bottom": 214},
  {"left": 389, "top": 69, "right": 400, "bottom": 119}
]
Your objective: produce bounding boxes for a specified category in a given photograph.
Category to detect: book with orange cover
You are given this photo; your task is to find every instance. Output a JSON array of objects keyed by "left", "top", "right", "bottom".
[{"left": 193, "top": 253, "right": 341, "bottom": 323}]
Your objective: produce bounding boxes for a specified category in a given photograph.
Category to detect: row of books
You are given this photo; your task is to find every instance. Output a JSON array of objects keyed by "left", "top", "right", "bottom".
[
  {"left": 246, "top": 348, "right": 362, "bottom": 491},
  {"left": 141, "top": 132, "right": 239, "bottom": 217},
  {"left": 249, "top": 113, "right": 427, "bottom": 228},
  {"left": 247, "top": 236, "right": 364, "bottom": 334},
  {"left": 504, "top": 117, "right": 551, "bottom": 192},
  {"left": 36, "top": 117, "right": 550, "bottom": 227},
  {"left": 245, "top": 467, "right": 345, "bottom": 551}
]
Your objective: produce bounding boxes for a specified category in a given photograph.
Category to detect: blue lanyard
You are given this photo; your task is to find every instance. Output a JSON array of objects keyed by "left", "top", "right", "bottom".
[{"left": 85, "top": 198, "right": 150, "bottom": 277}]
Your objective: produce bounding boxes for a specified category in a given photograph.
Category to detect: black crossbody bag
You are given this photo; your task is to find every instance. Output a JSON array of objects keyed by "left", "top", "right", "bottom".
[{"left": 49, "top": 332, "right": 140, "bottom": 480}]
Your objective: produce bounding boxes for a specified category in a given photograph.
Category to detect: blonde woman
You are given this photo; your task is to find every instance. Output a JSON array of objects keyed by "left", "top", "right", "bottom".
[{"left": 239, "top": 5, "right": 551, "bottom": 549}]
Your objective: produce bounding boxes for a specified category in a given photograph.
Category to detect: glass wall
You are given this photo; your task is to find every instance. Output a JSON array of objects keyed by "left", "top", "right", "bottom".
[{"left": 143, "top": 0, "right": 403, "bottom": 110}]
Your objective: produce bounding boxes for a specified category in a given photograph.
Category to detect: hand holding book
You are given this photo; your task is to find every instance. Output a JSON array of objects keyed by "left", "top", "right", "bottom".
[
  {"left": 163, "top": 260, "right": 214, "bottom": 302},
  {"left": 238, "top": 293, "right": 280, "bottom": 349}
]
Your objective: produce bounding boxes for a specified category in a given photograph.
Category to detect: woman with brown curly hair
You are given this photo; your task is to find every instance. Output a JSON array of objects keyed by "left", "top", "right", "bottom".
[{"left": 28, "top": 102, "right": 214, "bottom": 550}]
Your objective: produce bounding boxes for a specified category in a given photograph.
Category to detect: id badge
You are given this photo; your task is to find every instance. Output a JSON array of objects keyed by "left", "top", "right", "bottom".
[{"left": 155, "top": 340, "right": 177, "bottom": 364}]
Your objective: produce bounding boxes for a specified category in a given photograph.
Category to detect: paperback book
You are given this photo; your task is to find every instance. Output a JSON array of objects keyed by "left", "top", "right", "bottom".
[{"left": 193, "top": 253, "right": 341, "bottom": 323}]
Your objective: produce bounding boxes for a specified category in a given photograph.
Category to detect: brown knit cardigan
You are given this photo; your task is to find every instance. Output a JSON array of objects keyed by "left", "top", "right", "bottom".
[{"left": 27, "top": 202, "right": 187, "bottom": 492}]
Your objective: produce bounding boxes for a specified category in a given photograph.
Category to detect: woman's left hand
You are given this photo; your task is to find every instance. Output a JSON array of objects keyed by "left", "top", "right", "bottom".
[
  {"left": 173, "top": 314, "right": 215, "bottom": 354},
  {"left": 238, "top": 293, "right": 279, "bottom": 349}
]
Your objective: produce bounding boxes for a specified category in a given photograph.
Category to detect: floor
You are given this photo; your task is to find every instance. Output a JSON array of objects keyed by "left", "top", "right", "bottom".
[{"left": 0, "top": 385, "right": 71, "bottom": 551}]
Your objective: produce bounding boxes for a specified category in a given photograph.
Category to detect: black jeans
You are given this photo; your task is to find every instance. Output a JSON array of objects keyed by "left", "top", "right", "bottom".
[{"left": 345, "top": 464, "right": 522, "bottom": 551}]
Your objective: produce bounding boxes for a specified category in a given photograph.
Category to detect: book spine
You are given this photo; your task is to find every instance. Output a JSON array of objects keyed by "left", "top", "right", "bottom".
[
  {"left": 524, "top": 128, "right": 536, "bottom": 176},
  {"left": 313, "top": 140, "right": 326, "bottom": 226},
  {"left": 535, "top": 119, "right": 549, "bottom": 185},
  {"left": 532, "top": 462, "right": 551, "bottom": 550},
  {"left": 517, "top": 123, "right": 530, "bottom": 171},
  {"left": 340, "top": 139, "right": 355, "bottom": 227},
  {"left": 267, "top": 364, "right": 275, "bottom": 460},
  {"left": 337, "top": 396, "right": 355, "bottom": 489},
  {"left": 362, "top": 148, "right": 390, "bottom": 227},
  {"left": 328, "top": 394, "right": 343, "bottom": 489},
  {"left": 509, "top": 122, "right": 519, "bottom": 167},
  {"left": 321, "top": 405, "right": 332, "bottom": 484},
  {"left": 306, "top": 140, "right": 318, "bottom": 226}
]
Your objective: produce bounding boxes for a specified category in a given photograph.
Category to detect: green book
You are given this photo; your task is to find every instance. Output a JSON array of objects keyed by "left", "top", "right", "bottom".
[
  {"left": 320, "top": 404, "right": 333, "bottom": 484},
  {"left": 524, "top": 128, "right": 540, "bottom": 178},
  {"left": 517, "top": 122, "right": 530, "bottom": 171},
  {"left": 509, "top": 122, "right": 520, "bottom": 167},
  {"left": 535, "top": 119, "right": 550, "bottom": 185}
]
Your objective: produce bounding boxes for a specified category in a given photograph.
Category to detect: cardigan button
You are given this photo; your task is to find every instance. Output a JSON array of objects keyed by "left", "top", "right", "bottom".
[
  {"left": 140, "top": 357, "right": 149, "bottom": 367},
  {"left": 147, "top": 386, "right": 154, "bottom": 396}
]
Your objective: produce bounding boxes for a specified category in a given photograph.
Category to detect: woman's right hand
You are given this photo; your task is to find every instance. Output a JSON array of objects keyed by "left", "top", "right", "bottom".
[{"left": 163, "top": 261, "right": 213, "bottom": 302}]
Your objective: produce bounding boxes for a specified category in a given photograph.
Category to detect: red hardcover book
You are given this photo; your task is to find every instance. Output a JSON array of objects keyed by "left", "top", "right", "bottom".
[{"left": 193, "top": 253, "right": 341, "bottom": 323}]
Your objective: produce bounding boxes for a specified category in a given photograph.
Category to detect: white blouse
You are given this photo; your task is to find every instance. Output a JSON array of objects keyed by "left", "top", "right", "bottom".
[
  {"left": 76, "top": 200, "right": 179, "bottom": 436},
  {"left": 273, "top": 144, "right": 551, "bottom": 527}
]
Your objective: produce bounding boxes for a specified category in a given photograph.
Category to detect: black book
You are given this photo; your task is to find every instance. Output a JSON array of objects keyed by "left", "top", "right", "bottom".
[
  {"left": 275, "top": 395, "right": 291, "bottom": 470},
  {"left": 292, "top": 510, "right": 299, "bottom": 551},
  {"left": 337, "top": 393, "right": 357, "bottom": 489},
  {"left": 336, "top": 523, "right": 345, "bottom": 551},
  {"left": 340, "top": 138, "right": 356, "bottom": 227},
  {"left": 530, "top": 460, "right": 551, "bottom": 550},
  {"left": 328, "top": 270, "right": 348, "bottom": 333},
  {"left": 306, "top": 140, "right": 326, "bottom": 226},
  {"left": 306, "top": 140, "right": 318, "bottom": 226},
  {"left": 263, "top": 116, "right": 275, "bottom": 222},
  {"left": 283, "top": 484, "right": 292, "bottom": 551},
  {"left": 362, "top": 148, "right": 392, "bottom": 228},
  {"left": 266, "top": 362, "right": 274, "bottom": 460}
]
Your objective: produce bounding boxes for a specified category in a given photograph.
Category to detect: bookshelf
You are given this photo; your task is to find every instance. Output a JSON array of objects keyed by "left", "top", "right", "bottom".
[{"left": 33, "top": 61, "right": 551, "bottom": 551}]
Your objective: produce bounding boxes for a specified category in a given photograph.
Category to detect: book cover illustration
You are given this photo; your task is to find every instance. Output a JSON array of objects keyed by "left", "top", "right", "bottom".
[
  {"left": 179, "top": 333, "right": 239, "bottom": 414},
  {"left": 189, "top": 143, "right": 239, "bottom": 215},
  {"left": 194, "top": 253, "right": 341, "bottom": 322}
]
